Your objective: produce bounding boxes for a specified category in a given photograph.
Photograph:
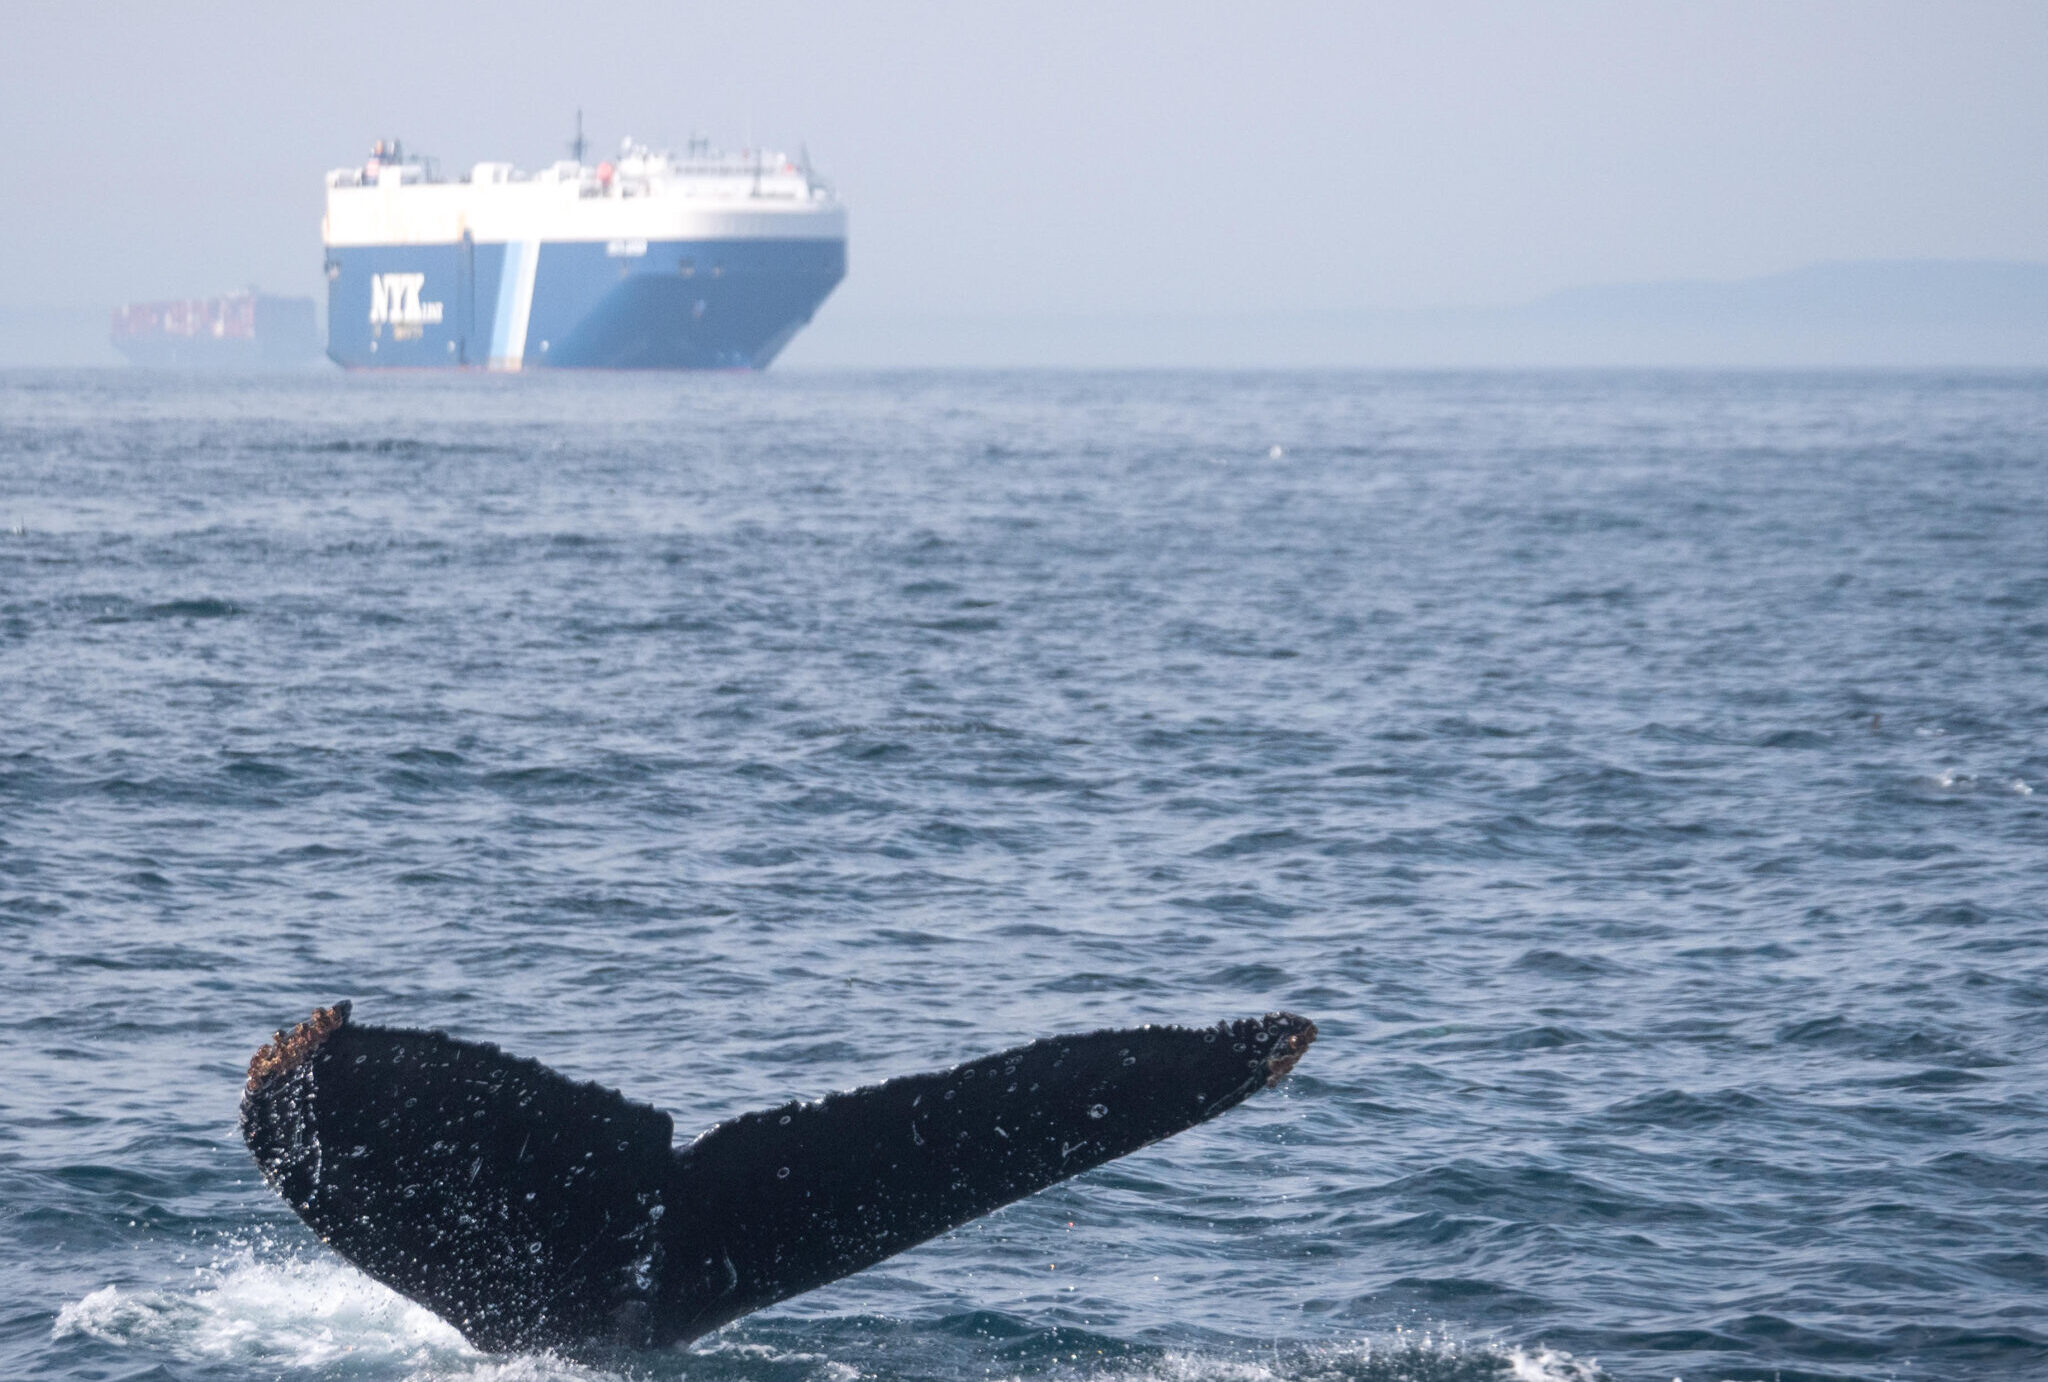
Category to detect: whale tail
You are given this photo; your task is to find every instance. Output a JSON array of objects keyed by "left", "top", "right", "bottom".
[{"left": 241, "top": 1003, "right": 1315, "bottom": 1357}]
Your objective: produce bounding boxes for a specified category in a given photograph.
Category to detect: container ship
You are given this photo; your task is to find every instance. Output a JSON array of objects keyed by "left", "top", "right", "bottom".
[
  {"left": 110, "top": 292, "right": 320, "bottom": 368},
  {"left": 324, "top": 133, "right": 846, "bottom": 370}
]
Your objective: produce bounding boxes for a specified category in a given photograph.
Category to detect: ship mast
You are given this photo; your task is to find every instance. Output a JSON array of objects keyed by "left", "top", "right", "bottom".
[{"left": 569, "top": 109, "right": 587, "bottom": 166}]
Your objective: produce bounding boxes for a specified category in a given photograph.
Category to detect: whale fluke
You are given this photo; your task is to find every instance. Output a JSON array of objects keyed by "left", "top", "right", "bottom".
[{"left": 240, "top": 1002, "right": 1315, "bottom": 1357}]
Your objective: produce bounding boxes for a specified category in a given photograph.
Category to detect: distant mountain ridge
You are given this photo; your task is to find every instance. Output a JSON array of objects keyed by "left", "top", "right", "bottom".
[
  {"left": 1525, "top": 259, "right": 2048, "bottom": 331},
  {"left": 788, "top": 259, "right": 2048, "bottom": 368},
  {"left": 4, "top": 260, "right": 2045, "bottom": 369}
]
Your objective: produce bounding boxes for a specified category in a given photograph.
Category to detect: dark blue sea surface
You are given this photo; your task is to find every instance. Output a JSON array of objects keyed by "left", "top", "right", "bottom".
[{"left": 2, "top": 369, "right": 2044, "bottom": 1382}]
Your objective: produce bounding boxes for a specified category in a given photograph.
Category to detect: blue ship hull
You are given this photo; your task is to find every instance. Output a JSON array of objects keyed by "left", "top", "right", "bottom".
[{"left": 326, "top": 236, "right": 845, "bottom": 370}]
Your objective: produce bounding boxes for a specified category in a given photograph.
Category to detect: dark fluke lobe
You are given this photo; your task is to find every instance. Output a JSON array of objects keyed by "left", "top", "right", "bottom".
[{"left": 240, "top": 1002, "right": 1315, "bottom": 1358}]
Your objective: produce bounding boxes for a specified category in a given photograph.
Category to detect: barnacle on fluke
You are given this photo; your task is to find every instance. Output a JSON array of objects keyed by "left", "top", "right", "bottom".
[
  {"left": 245, "top": 1001, "right": 351, "bottom": 1085},
  {"left": 241, "top": 1003, "right": 1315, "bottom": 1359}
]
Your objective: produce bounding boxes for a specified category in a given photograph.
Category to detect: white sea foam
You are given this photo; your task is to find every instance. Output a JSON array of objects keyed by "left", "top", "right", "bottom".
[
  {"left": 1924, "top": 769, "right": 2036, "bottom": 797},
  {"left": 1000, "top": 1337, "right": 1604, "bottom": 1382},
  {"left": 51, "top": 1249, "right": 619, "bottom": 1381},
  {"left": 1502, "top": 1345, "right": 1604, "bottom": 1382},
  {"left": 690, "top": 1335, "right": 864, "bottom": 1382}
]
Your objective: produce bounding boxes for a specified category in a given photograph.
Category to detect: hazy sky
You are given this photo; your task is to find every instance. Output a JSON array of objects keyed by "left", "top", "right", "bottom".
[{"left": 4, "top": 1, "right": 2045, "bottom": 320}]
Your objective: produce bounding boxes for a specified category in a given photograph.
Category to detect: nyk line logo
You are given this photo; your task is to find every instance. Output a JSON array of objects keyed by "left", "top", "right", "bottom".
[{"left": 368, "top": 273, "right": 444, "bottom": 330}]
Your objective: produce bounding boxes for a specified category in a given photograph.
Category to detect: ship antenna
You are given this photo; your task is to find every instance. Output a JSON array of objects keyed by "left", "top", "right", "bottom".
[{"left": 570, "top": 109, "right": 587, "bottom": 165}]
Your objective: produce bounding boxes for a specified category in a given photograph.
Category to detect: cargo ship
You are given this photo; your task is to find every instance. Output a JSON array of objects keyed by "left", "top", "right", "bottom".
[
  {"left": 110, "top": 293, "right": 320, "bottom": 368},
  {"left": 323, "top": 133, "right": 846, "bottom": 370}
]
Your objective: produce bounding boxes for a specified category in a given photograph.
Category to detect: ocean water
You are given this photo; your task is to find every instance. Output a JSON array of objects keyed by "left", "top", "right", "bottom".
[{"left": 1, "top": 368, "right": 2044, "bottom": 1382}]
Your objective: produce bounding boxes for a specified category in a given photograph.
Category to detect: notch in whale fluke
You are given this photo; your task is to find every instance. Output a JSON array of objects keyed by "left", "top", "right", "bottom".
[{"left": 240, "top": 1002, "right": 1316, "bottom": 1358}]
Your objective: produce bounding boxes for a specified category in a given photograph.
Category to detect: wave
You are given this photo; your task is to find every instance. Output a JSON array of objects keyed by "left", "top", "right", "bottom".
[
  {"left": 51, "top": 1249, "right": 610, "bottom": 1380},
  {"left": 51, "top": 1251, "right": 1604, "bottom": 1382}
]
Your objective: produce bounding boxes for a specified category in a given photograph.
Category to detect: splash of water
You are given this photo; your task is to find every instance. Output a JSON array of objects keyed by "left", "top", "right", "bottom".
[{"left": 51, "top": 1249, "right": 617, "bottom": 1381}]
